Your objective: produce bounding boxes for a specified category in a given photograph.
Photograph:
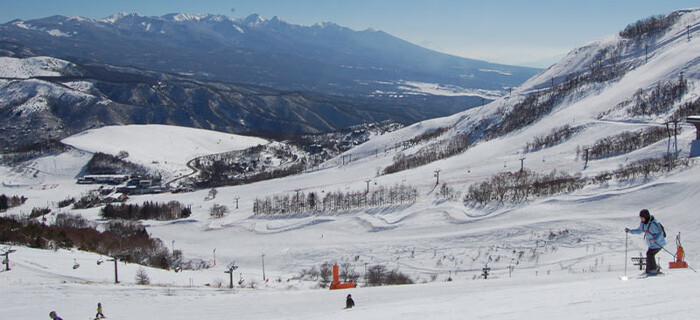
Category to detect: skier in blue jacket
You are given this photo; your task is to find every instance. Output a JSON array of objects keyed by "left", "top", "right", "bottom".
[{"left": 625, "top": 209, "right": 666, "bottom": 275}]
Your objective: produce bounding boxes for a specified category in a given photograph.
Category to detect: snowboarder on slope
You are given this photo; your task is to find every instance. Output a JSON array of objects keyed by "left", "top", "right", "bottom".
[
  {"left": 346, "top": 294, "right": 355, "bottom": 309},
  {"left": 49, "top": 311, "right": 63, "bottom": 320},
  {"left": 95, "top": 302, "right": 105, "bottom": 319},
  {"left": 625, "top": 209, "right": 666, "bottom": 275}
]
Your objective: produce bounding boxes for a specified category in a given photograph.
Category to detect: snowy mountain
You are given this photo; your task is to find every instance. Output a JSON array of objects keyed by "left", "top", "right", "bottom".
[
  {"left": 0, "top": 55, "right": 467, "bottom": 151},
  {"left": 0, "top": 12, "right": 539, "bottom": 97},
  {"left": 2, "top": 8, "right": 700, "bottom": 320}
]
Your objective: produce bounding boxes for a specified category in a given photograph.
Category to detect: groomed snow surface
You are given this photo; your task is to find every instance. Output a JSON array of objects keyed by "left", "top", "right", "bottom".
[{"left": 3, "top": 124, "right": 700, "bottom": 319}]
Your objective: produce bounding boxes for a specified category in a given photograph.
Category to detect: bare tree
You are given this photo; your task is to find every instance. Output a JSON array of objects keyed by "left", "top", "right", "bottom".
[
  {"left": 135, "top": 267, "right": 151, "bottom": 285},
  {"left": 210, "top": 204, "right": 229, "bottom": 218}
]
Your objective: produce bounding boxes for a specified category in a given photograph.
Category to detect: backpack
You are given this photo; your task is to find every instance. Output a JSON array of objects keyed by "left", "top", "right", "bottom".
[
  {"left": 648, "top": 218, "right": 666, "bottom": 238},
  {"left": 659, "top": 222, "right": 666, "bottom": 238}
]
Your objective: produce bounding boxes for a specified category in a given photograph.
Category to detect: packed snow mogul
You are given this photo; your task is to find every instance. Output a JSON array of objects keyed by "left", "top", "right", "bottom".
[
  {"left": 49, "top": 311, "right": 63, "bottom": 320},
  {"left": 346, "top": 294, "right": 355, "bottom": 309},
  {"left": 625, "top": 209, "right": 666, "bottom": 275}
]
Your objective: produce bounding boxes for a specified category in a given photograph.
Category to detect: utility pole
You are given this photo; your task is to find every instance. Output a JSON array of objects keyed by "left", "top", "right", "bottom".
[
  {"left": 519, "top": 157, "right": 526, "bottom": 173},
  {"left": 261, "top": 253, "right": 266, "bottom": 282},
  {"left": 645, "top": 44, "right": 649, "bottom": 63},
  {"left": 234, "top": 197, "right": 239, "bottom": 210},
  {"left": 365, "top": 179, "right": 371, "bottom": 194},
  {"left": 224, "top": 262, "right": 238, "bottom": 288},
  {"left": 433, "top": 169, "right": 441, "bottom": 185}
]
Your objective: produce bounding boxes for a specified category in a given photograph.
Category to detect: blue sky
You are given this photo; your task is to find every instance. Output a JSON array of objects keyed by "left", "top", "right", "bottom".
[{"left": 1, "top": 1, "right": 697, "bottom": 67}]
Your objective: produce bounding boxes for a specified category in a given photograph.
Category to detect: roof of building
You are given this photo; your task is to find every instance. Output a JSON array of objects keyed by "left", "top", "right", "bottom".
[{"left": 687, "top": 115, "right": 700, "bottom": 123}]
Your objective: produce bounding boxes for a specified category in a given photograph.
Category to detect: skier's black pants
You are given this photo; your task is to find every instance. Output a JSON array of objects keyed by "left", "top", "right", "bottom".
[{"left": 646, "top": 247, "right": 662, "bottom": 272}]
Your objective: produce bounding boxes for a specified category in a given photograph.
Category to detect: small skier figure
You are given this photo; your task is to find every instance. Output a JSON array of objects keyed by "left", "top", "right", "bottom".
[
  {"left": 625, "top": 209, "right": 666, "bottom": 275},
  {"left": 95, "top": 302, "right": 106, "bottom": 319},
  {"left": 345, "top": 294, "right": 355, "bottom": 309},
  {"left": 49, "top": 311, "right": 63, "bottom": 320}
]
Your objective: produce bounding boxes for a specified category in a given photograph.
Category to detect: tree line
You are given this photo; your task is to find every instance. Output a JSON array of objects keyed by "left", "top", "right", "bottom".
[
  {"left": 383, "top": 133, "right": 471, "bottom": 175},
  {"left": 0, "top": 139, "right": 69, "bottom": 166},
  {"left": 465, "top": 155, "right": 690, "bottom": 206},
  {"left": 577, "top": 126, "right": 669, "bottom": 160},
  {"left": 86, "top": 152, "right": 149, "bottom": 176},
  {"left": 464, "top": 170, "right": 586, "bottom": 206},
  {"left": 591, "top": 155, "right": 690, "bottom": 183},
  {"left": 253, "top": 184, "right": 418, "bottom": 216},
  {"left": 525, "top": 125, "right": 582, "bottom": 152},
  {"left": 670, "top": 97, "right": 700, "bottom": 120},
  {"left": 619, "top": 13, "right": 679, "bottom": 39},
  {"left": 0, "top": 194, "right": 27, "bottom": 212},
  {"left": 195, "top": 144, "right": 309, "bottom": 188},
  {"left": 297, "top": 261, "right": 413, "bottom": 287},
  {"left": 0, "top": 214, "right": 176, "bottom": 269},
  {"left": 101, "top": 201, "right": 192, "bottom": 221},
  {"left": 626, "top": 75, "right": 688, "bottom": 116}
]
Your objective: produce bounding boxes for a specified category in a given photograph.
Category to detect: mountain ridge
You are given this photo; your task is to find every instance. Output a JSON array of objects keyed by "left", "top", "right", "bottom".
[{"left": 0, "top": 12, "right": 539, "bottom": 96}]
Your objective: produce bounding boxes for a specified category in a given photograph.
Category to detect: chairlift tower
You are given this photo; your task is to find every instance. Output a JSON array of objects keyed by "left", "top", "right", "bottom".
[
  {"left": 3, "top": 248, "right": 16, "bottom": 271},
  {"left": 108, "top": 255, "right": 127, "bottom": 284},
  {"left": 224, "top": 262, "right": 239, "bottom": 288}
]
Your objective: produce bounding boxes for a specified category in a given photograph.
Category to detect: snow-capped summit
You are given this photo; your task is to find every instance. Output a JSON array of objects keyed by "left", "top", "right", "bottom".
[
  {"left": 161, "top": 13, "right": 232, "bottom": 23},
  {"left": 243, "top": 13, "right": 266, "bottom": 26},
  {"left": 99, "top": 12, "right": 142, "bottom": 24}
]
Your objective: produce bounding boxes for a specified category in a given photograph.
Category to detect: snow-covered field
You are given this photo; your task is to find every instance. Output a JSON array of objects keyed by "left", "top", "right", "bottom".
[
  {"left": 62, "top": 124, "right": 268, "bottom": 180},
  {"left": 2, "top": 8, "right": 700, "bottom": 320}
]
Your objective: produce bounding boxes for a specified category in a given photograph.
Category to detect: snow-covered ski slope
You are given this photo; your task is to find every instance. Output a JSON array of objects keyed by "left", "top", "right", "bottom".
[
  {"left": 62, "top": 124, "right": 268, "bottom": 179},
  {"left": 2, "top": 8, "right": 700, "bottom": 320}
]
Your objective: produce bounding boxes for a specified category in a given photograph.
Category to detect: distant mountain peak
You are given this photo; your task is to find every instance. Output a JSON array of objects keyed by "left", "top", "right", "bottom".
[
  {"left": 162, "top": 13, "right": 231, "bottom": 23},
  {"left": 99, "top": 12, "right": 142, "bottom": 23},
  {"left": 314, "top": 21, "right": 340, "bottom": 29},
  {"left": 244, "top": 13, "right": 266, "bottom": 26}
]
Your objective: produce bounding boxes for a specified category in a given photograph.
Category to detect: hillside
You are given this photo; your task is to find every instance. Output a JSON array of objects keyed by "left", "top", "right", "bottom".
[
  {"left": 0, "top": 55, "right": 475, "bottom": 151},
  {"left": 1, "top": 8, "right": 700, "bottom": 320}
]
